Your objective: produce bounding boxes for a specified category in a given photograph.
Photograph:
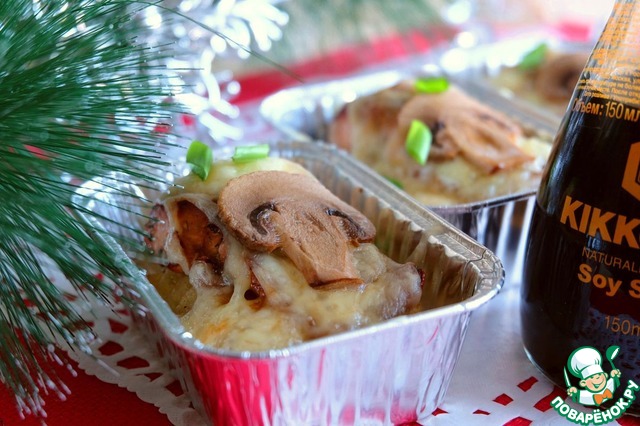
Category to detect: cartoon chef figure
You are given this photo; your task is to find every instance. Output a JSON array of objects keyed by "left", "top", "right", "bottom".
[{"left": 566, "top": 346, "right": 621, "bottom": 406}]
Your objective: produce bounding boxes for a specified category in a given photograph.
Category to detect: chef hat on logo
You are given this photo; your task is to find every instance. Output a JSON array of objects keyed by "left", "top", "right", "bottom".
[{"left": 568, "top": 347, "right": 604, "bottom": 380}]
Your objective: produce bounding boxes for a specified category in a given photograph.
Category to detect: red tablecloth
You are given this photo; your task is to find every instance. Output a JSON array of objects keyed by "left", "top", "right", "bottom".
[{"left": 0, "top": 355, "right": 172, "bottom": 425}]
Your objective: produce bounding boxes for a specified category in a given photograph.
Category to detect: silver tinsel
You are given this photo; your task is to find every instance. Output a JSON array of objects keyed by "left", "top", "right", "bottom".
[{"left": 139, "top": 0, "right": 288, "bottom": 142}]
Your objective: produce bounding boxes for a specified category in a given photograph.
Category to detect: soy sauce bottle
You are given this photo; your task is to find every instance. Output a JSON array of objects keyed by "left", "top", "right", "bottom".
[{"left": 521, "top": 0, "right": 640, "bottom": 415}]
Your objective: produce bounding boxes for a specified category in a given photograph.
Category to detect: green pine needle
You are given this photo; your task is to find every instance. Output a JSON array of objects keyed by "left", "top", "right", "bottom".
[{"left": 0, "top": 0, "right": 187, "bottom": 416}]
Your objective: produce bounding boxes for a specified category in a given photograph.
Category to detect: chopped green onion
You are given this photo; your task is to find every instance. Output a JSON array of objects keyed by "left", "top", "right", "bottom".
[
  {"left": 186, "top": 140, "right": 213, "bottom": 180},
  {"left": 405, "top": 120, "right": 432, "bottom": 165},
  {"left": 232, "top": 144, "right": 270, "bottom": 163},
  {"left": 384, "top": 175, "right": 404, "bottom": 189},
  {"left": 414, "top": 77, "right": 449, "bottom": 94},
  {"left": 518, "top": 43, "right": 548, "bottom": 70}
]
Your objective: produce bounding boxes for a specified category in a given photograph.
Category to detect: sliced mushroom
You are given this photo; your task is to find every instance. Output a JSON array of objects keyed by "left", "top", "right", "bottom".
[
  {"left": 385, "top": 85, "right": 531, "bottom": 173},
  {"left": 534, "top": 52, "right": 588, "bottom": 103},
  {"left": 435, "top": 109, "right": 533, "bottom": 173},
  {"left": 217, "top": 171, "right": 376, "bottom": 287},
  {"left": 338, "top": 82, "right": 415, "bottom": 165},
  {"left": 351, "top": 82, "right": 415, "bottom": 135},
  {"left": 397, "top": 86, "right": 482, "bottom": 139}
]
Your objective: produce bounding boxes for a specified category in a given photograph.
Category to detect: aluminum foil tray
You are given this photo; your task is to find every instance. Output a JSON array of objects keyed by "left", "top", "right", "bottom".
[
  {"left": 73, "top": 141, "right": 504, "bottom": 425},
  {"left": 259, "top": 67, "right": 557, "bottom": 284}
]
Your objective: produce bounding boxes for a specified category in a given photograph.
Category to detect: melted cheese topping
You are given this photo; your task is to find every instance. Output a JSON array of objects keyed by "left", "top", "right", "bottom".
[
  {"left": 170, "top": 157, "right": 312, "bottom": 198},
  {"left": 175, "top": 241, "right": 420, "bottom": 351}
]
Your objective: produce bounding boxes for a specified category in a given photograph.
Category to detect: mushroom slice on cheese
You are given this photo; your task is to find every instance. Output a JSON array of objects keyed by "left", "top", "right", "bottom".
[
  {"left": 390, "top": 86, "right": 531, "bottom": 172},
  {"left": 534, "top": 52, "right": 588, "bottom": 103},
  {"left": 217, "top": 170, "right": 376, "bottom": 287}
]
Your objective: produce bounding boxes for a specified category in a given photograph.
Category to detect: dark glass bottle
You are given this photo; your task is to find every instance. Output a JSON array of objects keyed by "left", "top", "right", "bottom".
[{"left": 521, "top": 0, "right": 640, "bottom": 415}]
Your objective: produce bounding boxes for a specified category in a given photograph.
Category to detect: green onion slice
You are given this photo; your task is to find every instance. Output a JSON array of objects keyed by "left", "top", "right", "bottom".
[
  {"left": 405, "top": 120, "right": 432, "bottom": 165},
  {"left": 518, "top": 43, "right": 548, "bottom": 70},
  {"left": 414, "top": 77, "right": 449, "bottom": 94},
  {"left": 232, "top": 144, "right": 270, "bottom": 163},
  {"left": 186, "top": 140, "right": 213, "bottom": 180},
  {"left": 384, "top": 175, "right": 404, "bottom": 189}
]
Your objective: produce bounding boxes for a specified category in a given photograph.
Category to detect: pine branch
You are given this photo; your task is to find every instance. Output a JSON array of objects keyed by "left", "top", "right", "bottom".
[{"left": 0, "top": 0, "right": 187, "bottom": 416}]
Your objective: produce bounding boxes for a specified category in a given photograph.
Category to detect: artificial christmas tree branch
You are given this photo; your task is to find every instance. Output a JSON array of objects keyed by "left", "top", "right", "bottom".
[
  {"left": 0, "top": 0, "right": 292, "bottom": 416},
  {"left": 0, "top": 0, "right": 187, "bottom": 416}
]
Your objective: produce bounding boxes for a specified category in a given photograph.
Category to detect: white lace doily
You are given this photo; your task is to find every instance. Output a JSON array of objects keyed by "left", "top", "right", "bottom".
[
  {"left": 47, "top": 265, "right": 205, "bottom": 426},
  {"left": 63, "top": 297, "right": 205, "bottom": 425}
]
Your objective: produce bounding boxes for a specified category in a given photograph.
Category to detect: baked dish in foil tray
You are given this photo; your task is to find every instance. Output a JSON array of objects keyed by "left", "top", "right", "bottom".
[
  {"left": 329, "top": 79, "right": 552, "bottom": 206},
  {"left": 437, "top": 37, "right": 593, "bottom": 126},
  {"left": 74, "top": 141, "right": 503, "bottom": 425},
  {"left": 489, "top": 47, "right": 588, "bottom": 115},
  {"left": 141, "top": 155, "right": 423, "bottom": 351},
  {"left": 260, "top": 68, "right": 557, "bottom": 282}
]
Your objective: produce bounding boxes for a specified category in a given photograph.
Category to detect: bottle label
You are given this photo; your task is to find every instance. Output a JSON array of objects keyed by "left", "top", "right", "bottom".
[
  {"left": 550, "top": 0, "right": 640, "bottom": 313},
  {"left": 522, "top": 1, "right": 640, "bottom": 415},
  {"left": 561, "top": 194, "right": 640, "bottom": 249},
  {"left": 622, "top": 142, "right": 640, "bottom": 199},
  {"left": 577, "top": 1, "right": 640, "bottom": 109}
]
